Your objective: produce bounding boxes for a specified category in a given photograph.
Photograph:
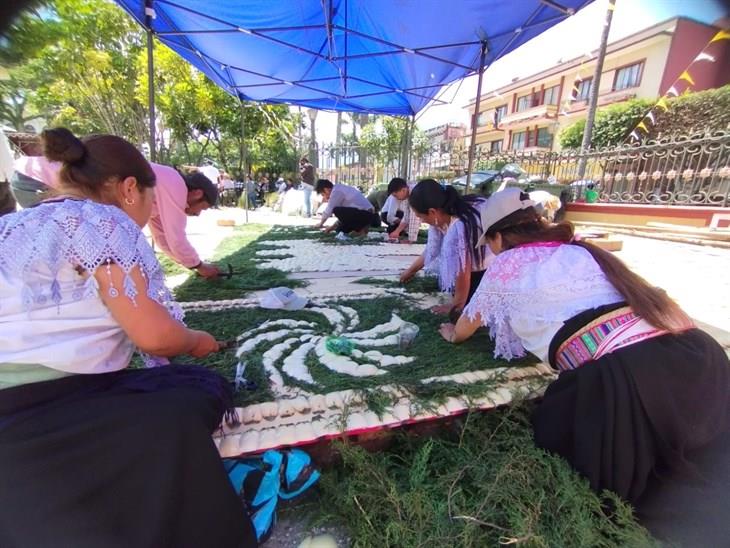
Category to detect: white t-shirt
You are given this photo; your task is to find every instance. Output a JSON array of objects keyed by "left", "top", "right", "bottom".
[{"left": 464, "top": 243, "right": 623, "bottom": 362}]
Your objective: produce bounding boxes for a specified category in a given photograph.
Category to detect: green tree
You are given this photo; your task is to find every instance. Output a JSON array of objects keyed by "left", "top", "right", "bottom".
[{"left": 23, "top": 0, "right": 148, "bottom": 144}]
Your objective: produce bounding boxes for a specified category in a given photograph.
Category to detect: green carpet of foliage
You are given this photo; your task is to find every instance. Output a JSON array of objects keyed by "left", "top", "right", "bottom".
[
  {"left": 354, "top": 275, "right": 440, "bottom": 294},
  {"left": 318, "top": 405, "right": 657, "bottom": 548},
  {"left": 181, "top": 295, "right": 535, "bottom": 407}
]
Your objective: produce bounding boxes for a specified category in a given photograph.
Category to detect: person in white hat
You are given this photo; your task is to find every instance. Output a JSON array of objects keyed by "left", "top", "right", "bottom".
[
  {"left": 399, "top": 179, "right": 493, "bottom": 319},
  {"left": 438, "top": 187, "right": 730, "bottom": 542}
]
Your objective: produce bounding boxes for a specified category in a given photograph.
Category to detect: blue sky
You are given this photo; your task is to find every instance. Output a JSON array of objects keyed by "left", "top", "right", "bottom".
[{"left": 313, "top": 0, "right": 729, "bottom": 141}]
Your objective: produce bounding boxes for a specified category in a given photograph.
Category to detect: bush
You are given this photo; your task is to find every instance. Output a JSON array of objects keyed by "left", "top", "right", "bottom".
[
  {"left": 559, "top": 84, "right": 730, "bottom": 149},
  {"left": 559, "top": 99, "right": 653, "bottom": 149}
]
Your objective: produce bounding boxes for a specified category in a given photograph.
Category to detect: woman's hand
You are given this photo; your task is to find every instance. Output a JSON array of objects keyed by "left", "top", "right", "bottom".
[
  {"left": 431, "top": 303, "right": 452, "bottom": 315},
  {"left": 189, "top": 330, "right": 220, "bottom": 358},
  {"left": 439, "top": 322, "right": 456, "bottom": 343},
  {"left": 400, "top": 269, "right": 415, "bottom": 283}
]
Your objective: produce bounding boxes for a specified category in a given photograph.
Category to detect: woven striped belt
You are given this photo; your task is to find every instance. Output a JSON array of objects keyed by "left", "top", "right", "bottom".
[{"left": 555, "top": 306, "right": 683, "bottom": 371}]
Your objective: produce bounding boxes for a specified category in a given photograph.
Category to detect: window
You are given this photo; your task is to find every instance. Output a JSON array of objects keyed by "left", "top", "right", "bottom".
[
  {"left": 511, "top": 131, "right": 527, "bottom": 150},
  {"left": 476, "top": 112, "right": 489, "bottom": 127},
  {"left": 542, "top": 85, "right": 560, "bottom": 106},
  {"left": 493, "top": 104, "right": 507, "bottom": 126},
  {"left": 613, "top": 62, "right": 643, "bottom": 91},
  {"left": 516, "top": 94, "right": 532, "bottom": 112},
  {"left": 576, "top": 78, "right": 592, "bottom": 101},
  {"left": 490, "top": 139, "right": 502, "bottom": 153},
  {"left": 536, "top": 127, "right": 552, "bottom": 148}
]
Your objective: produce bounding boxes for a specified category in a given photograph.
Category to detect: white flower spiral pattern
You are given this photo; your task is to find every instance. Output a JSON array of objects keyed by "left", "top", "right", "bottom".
[{"left": 235, "top": 303, "right": 415, "bottom": 397}]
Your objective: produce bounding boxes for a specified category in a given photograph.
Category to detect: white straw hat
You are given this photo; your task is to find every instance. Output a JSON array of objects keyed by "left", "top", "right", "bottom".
[
  {"left": 259, "top": 287, "right": 308, "bottom": 311},
  {"left": 476, "top": 187, "right": 535, "bottom": 247}
]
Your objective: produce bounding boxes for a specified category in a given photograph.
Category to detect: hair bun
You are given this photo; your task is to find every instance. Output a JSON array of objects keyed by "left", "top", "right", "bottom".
[{"left": 42, "top": 127, "right": 86, "bottom": 164}]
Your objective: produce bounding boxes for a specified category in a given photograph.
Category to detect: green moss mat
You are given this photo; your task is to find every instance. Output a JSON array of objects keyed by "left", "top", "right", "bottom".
[
  {"left": 179, "top": 295, "right": 536, "bottom": 407},
  {"left": 261, "top": 225, "right": 428, "bottom": 246},
  {"left": 156, "top": 253, "right": 190, "bottom": 276},
  {"left": 354, "top": 275, "right": 440, "bottom": 294},
  {"left": 173, "top": 224, "right": 306, "bottom": 302},
  {"left": 318, "top": 405, "right": 657, "bottom": 547}
]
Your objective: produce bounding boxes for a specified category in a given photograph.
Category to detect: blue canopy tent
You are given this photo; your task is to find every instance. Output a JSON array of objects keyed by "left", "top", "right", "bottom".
[{"left": 114, "top": 0, "right": 593, "bottom": 185}]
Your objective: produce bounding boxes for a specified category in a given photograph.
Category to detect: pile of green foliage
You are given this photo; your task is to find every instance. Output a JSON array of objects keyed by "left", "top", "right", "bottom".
[
  {"left": 559, "top": 84, "right": 730, "bottom": 149},
  {"left": 318, "top": 405, "right": 657, "bottom": 547}
]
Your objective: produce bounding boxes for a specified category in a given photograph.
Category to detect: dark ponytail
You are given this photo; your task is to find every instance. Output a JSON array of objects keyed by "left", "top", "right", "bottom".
[
  {"left": 490, "top": 208, "right": 691, "bottom": 332},
  {"left": 409, "top": 179, "right": 486, "bottom": 265}
]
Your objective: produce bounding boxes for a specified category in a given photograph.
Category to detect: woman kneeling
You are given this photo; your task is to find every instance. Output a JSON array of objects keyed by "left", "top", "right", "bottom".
[{"left": 0, "top": 128, "right": 255, "bottom": 547}]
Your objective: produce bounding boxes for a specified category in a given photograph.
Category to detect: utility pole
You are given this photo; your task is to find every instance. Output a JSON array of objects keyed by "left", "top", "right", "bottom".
[
  {"left": 577, "top": 0, "right": 615, "bottom": 179},
  {"left": 144, "top": 0, "right": 156, "bottom": 161},
  {"left": 465, "top": 41, "right": 488, "bottom": 194}
]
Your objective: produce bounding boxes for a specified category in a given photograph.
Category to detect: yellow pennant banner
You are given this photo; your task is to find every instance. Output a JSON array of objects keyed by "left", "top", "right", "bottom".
[
  {"left": 636, "top": 121, "right": 648, "bottom": 133},
  {"left": 656, "top": 97, "right": 669, "bottom": 111},
  {"left": 678, "top": 70, "right": 695, "bottom": 86},
  {"left": 710, "top": 29, "right": 730, "bottom": 43}
]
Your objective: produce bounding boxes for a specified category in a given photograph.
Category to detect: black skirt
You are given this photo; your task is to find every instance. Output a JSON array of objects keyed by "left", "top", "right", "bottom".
[
  {"left": 533, "top": 305, "right": 730, "bottom": 544},
  {"left": 0, "top": 365, "right": 257, "bottom": 548}
]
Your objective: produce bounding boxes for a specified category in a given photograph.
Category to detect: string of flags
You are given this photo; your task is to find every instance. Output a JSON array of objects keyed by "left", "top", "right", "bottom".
[{"left": 627, "top": 28, "right": 730, "bottom": 143}]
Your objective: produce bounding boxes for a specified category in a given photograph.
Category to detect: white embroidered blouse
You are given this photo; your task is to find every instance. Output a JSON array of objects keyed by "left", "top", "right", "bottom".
[
  {"left": 464, "top": 243, "right": 623, "bottom": 362},
  {"left": 0, "top": 199, "right": 182, "bottom": 374},
  {"left": 423, "top": 198, "right": 493, "bottom": 293}
]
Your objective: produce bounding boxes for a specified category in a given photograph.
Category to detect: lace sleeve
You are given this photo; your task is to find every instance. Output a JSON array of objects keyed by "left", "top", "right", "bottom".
[
  {"left": 423, "top": 226, "right": 442, "bottom": 276},
  {"left": 437, "top": 220, "right": 469, "bottom": 293},
  {"left": 464, "top": 289, "right": 526, "bottom": 361},
  {"left": 0, "top": 200, "right": 184, "bottom": 366}
]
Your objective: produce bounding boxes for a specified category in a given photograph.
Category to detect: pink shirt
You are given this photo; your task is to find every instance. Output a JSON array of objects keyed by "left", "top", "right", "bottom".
[
  {"left": 148, "top": 163, "right": 200, "bottom": 268},
  {"left": 14, "top": 156, "right": 62, "bottom": 188}
]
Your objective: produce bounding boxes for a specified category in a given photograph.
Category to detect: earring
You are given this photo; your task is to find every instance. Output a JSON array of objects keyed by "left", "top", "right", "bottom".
[{"left": 124, "top": 197, "right": 135, "bottom": 206}]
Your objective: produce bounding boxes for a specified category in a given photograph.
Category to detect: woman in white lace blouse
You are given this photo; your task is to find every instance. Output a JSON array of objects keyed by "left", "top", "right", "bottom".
[
  {"left": 440, "top": 188, "right": 730, "bottom": 545},
  {"left": 0, "top": 128, "right": 255, "bottom": 547},
  {"left": 399, "top": 179, "right": 493, "bottom": 318}
]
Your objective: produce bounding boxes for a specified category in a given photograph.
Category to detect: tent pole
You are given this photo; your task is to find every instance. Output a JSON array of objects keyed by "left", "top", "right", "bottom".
[
  {"left": 465, "top": 41, "right": 488, "bottom": 194},
  {"left": 406, "top": 115, "right": 415, "bottom": 180},
  {"left": 145, "top": 1, "right": 156, "bottom": 162},
  {"left": 240, "top": 99, "right": 248, "bottom": 224}
]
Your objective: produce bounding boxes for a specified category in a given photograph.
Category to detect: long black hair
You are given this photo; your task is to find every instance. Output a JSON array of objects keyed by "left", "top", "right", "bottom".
[{"left": 409, "top": 179, "right": 486, "bottom": 265}]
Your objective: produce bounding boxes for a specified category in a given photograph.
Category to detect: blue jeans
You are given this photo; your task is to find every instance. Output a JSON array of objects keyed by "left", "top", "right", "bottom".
[{"left": 302, "top": 187, "right": 312, "bottom": 217}]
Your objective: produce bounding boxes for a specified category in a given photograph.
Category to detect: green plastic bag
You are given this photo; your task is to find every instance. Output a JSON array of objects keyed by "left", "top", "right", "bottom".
[{"left": 325, "top": 336, "right": 354, "bottom": 356}]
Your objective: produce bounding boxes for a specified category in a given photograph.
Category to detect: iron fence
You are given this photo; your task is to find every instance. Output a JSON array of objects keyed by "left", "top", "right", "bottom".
[{"left": 316, "top": 131, "right": 730, "bottom": 206}]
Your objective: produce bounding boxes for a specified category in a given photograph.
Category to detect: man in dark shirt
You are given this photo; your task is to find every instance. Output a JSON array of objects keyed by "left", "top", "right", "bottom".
[{"left": 299, "top": 157, "right": 315, "bottom": 217}]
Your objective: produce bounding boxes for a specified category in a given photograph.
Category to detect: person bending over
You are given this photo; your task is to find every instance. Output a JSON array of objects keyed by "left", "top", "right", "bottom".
[
  {"left": 400, "top": 179, "right": 493, "bottom": 317},
  {"left": 440, "top": 187, "right": 730, "bottom": 546},
  {"left": 314, "top": 178, "right": 379, "bottom": 237},
  {"left": 0, "top": 128, "right": 256, "bottom": 547},
  {"left": 381, "top": 177, "right": 420, "bottom": 243}
]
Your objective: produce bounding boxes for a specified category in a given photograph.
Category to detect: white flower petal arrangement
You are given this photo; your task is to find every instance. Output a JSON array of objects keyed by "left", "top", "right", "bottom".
[{"left": 182, "top": 293, "right": 556, "bottom": 457}]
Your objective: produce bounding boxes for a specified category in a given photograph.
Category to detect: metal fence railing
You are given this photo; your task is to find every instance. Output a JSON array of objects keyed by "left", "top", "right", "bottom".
[{"left": 316, "top": 131, "right": 730, "bottom": 206}]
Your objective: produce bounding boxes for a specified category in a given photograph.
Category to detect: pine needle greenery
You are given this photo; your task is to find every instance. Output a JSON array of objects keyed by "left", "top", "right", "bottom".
[{"left": 318, "top": 405, "right": 657, "bottom": 548}]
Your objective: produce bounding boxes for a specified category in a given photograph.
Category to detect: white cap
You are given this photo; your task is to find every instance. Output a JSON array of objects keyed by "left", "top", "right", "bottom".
[
  {"left": 259, "top": 287, "right": 308, "bottom": 311},
  {"left": 476, "top": 187, "right": 535, "bottom": 247}
]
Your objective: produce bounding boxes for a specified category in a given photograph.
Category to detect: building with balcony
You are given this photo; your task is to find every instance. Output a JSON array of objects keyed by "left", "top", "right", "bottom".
[
  {"left": 421, "top": 122, "right": 467, "bottom": 171},
  {"left": 465, "top": 17, "right": 730, "bottom": 152}
]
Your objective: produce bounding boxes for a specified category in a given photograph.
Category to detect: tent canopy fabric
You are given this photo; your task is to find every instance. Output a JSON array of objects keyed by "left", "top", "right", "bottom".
[{"left": 116, "top": 0, "right": 593, "bottom": 115}]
